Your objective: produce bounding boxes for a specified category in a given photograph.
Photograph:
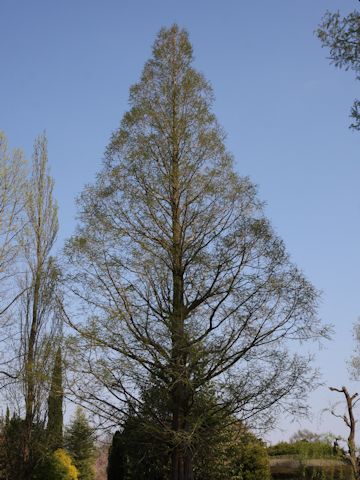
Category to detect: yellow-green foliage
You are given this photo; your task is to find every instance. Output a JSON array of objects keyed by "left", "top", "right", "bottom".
[
  {"left": 34, "top": 449, "right": 78, "bottom": 480},
  {"left": 54, "top": 450, "right": 79, "bottom": 480},
  {"left": 268, "top": 440, "right": 336, "bottom": 459},
  {"left": 237, "top": 440, "right": 271, "bottom": 480},
  {"left": 196, "top": 427, "right": 271, "bottom": 480}
]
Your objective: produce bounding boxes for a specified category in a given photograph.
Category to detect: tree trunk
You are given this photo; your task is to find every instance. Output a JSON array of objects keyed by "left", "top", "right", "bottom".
[
  {"left": 23, "top": 272, "right": 40, "bottom": 480},
  {"left": 329, "top": 386, "right": 360, "bottom": 480},
  {"left": 171, "top": 450, "right": 193, "bottom": 480},
  {"left": 169, "top": 64, "right": 194, "bottom": 480}
]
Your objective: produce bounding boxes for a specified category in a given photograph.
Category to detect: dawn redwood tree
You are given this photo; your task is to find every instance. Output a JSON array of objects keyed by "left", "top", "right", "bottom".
[
  {"left": 317, "top": 10, "right": 360, "bottom": 130},
  {"left": 65, "top": 25, "right": 328, "bottom": 480}
]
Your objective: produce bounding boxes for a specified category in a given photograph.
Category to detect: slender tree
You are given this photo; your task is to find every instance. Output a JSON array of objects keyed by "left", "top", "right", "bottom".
[
  {"left": 0, "top": 132, "right": 27, "bottom": 386},
  {"left": 317, "top": 10, "right": 360, "bottom": 130},
  {"left": 65, "top": 25, "right": 328, "bottom": 480},
  {"left": 107, "top": 431, "right": 127, "bottom": 480},
  {"left": 20, "top": 132, "right": 59, "bottom": 479},
  {"left": 47, "top": 346, "right": 64, "bottom": 450},
  {"left": 0, "top": 132, "right": 27, "bottom": 305}
]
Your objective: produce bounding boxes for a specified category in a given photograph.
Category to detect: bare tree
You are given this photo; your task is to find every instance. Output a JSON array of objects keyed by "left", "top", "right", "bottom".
[
  {"left": 329, "top": 386, "right": 359, "bottom": 479},
  {"left": 0, "top": 132, "right": 28, "bottom": 387},
  {"left": 64, "top": 25, "right": 329, "bottom": 480},
  {"left": 0, "top": 132, "right": 27, "bottom": 309}
]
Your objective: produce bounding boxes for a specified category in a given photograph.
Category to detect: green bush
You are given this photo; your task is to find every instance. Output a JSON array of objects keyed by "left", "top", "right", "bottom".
[
  {"left": 34, "top": 449, "right": 78, "bottom": 480},
  {"left": 196, "top": 429, "right": 271, "bottom": 480},
  {"left": 268, "top": 440, "right": 335, "bottom": 459},
  {"left": 236, "top": 438, "right": 271, "bottom": 480}
]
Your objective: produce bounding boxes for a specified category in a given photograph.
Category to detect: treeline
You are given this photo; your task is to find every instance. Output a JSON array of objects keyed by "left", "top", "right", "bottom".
[
  {"left": 0, "top": 133, "right": 96, "bottom": 479},
  {"left": 0, "top": 24, "right": 330, "bottom": 480},
  {"left": 0, "top": 402, "right": 95, "bottom": 479}
]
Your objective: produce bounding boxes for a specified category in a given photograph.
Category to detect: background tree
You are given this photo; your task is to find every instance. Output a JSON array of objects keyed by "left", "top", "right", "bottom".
[
  {"left": 107, "top": 431, "right": 127, "bottom": 480},
  {"left": 328, "top": 386, "right": 359, "bottom": 480},
  {"left": 65, "top": 407, "right": 96, "bottom": 480},
  {"left": 0, "top": 132, "right": 27, "bottom": 308},
  {"left": 2, "top": 413, "right": 27, "bottom": 479},
  {"left": 290, "top": 429, "right": 325, "bottom": 444},
  {"left": 317, "top": 10, "right": 360, "bottom": 130},
  {"left": 0, "top": 132, "right": 27, "bottom": 387},
  {"left": 65, "top": 25, "right": 328, "bottom": 480},
  {"left": 47, "top": 346, "right": 64, "bottom": 450},
  {"left": 19, "top": 132, "right": 59, "bottom": 478}
]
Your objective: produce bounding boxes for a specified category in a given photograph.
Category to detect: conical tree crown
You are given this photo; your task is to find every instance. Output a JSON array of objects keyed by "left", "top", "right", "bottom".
[
  {"left": 65, "top": 408, "right": 95, "bottom": 480},
  {"left": 66, "top": 24, "right": 324, "bottom": 480}
]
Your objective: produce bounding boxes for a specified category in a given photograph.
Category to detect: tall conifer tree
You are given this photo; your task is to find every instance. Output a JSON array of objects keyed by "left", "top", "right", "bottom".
[
  {"left": 47, "top": 346, "right": 64, "bottom": 450},
  {"left": 65, "top": 408, "right": 95, "bottom": 480},
  {"left": 107, "top": 431, "right": 126, "bottom": 480},
  {"left": 66, "top": 25, "right": 327, "bottom": 480}
]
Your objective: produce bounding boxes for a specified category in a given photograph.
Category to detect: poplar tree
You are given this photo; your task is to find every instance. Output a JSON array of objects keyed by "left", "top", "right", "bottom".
[
  {"left": 65, "top": 25, "right": 328, "bottom": 480},
  {"left": 0, "top": 132, "right": 26, "bottom": 305},
  {"left": 21, "top": 133, "right": 59, "bottom": 479},
  {"left": 0, "top": 132, "right": 27, "bottom": 384}
]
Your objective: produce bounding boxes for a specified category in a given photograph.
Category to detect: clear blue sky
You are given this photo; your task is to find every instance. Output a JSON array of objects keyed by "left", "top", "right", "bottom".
[{"left": 1, "top": 0, "right": 360, "bottom": 442}]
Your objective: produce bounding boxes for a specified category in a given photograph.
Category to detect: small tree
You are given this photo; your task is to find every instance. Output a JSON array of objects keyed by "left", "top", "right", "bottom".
[
  {"left": 34, "top": 449, "right": 79, "bottom": 480},
  {"left": 235, "top": 435, "right": 270, "bottom": 480},
  {"left": 2, "top": 413, "right": 26, "bottom": 480},
  {"left": 65, "top": 408, "right": 96, "bottom": 480},
  {"left": 47, "top": 347, "right": 64, "bottom": 450}
]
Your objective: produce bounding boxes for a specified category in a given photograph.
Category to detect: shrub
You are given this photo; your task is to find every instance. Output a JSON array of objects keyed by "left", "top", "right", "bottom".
[
  {"left": 268, "top": 440, "right": 335, "bottom": 459},
  {"left": 34, "top": 449, "right": 78, "bottom": 480}
]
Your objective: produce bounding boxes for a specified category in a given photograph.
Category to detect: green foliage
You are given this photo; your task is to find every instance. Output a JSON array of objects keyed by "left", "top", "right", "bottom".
[
  {"left": 238, "top": 438, "right": 271, "bottom": 480},
  {"left": 65, "top": 408, "right": 96, "bottom": 480},
  {"left": 34, "top": 449, "right": 78, "bottom": 480},
  {"left": 0, "top": 413, "right": 50, "bottom": 480},
  {"left": 105, "top": 379, "right": 270, "bottom": 480},
  {"left": 196, "top": 428, "right": 270, "bottom": 480},
  {"left": 47, "top": 347, "right": 64, "bottom": 450},
  {"left": 65, "top": 23, "right": 326, "bottom": 480},
  {"left": 107, "top": 431, "right": 127, "bottom": 480},
  {"left": 123, "top": 385, "right": 271, "bottom": 480},
  {"left": 269, "top": 437, "right": 352, "bottom": 480},
  {"left": 317, "top": 10, "right": 360, "bottom": 130},
  {"left": 268, "top": 440, "right": 335, "bottom": 459},
  {"left": 1, "top": 414, "right": 25, "bottom": 479}
]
